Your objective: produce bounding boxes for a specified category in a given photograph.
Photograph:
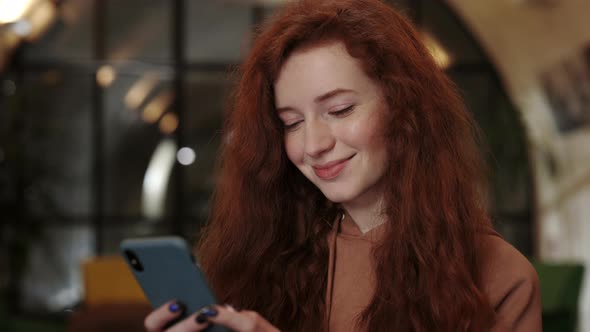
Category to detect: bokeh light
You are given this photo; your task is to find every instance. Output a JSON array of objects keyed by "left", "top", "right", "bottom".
[
  {"left": 96, "top": 65, "right": 117, "bottom": 88},
  {"left": 176, "top": 147, "right": 196, "bottom": 165},
  {"left": 159, "top": 113, "right": 179, "bottom": 134}
]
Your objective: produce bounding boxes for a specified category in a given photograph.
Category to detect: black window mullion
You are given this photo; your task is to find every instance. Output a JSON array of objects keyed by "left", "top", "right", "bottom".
[
  {"left": 172, "top": 0, "right": 186, "bottom": 236},
  {"left": 92, "top": 0, "right": 107, "bottom": 254}
]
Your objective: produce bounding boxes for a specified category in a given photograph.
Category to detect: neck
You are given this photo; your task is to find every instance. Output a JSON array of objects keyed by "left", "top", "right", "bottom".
[{"left": 342, "top": 190, "right": 386, "bottom": 234}]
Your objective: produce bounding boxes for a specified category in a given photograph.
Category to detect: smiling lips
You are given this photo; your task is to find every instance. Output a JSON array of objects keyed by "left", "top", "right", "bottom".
[{"left": 313, "top": 155, "right": 354, "bottom": 180}]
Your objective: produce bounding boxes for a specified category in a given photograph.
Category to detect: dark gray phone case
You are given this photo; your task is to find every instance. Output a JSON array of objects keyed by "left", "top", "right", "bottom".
[{"left": 120, "top": 236, "right": 229, "bottom": 332}]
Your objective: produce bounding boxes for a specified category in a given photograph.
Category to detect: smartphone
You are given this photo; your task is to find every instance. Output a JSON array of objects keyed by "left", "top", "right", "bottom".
[{"left": 120, "top": 236, "right": 229, "bottom": 332}]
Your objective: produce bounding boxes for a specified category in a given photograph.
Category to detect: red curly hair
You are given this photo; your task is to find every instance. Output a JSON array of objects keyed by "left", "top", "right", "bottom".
[{"left": 197, "top": 0, "right": 495, "bottom": 330}]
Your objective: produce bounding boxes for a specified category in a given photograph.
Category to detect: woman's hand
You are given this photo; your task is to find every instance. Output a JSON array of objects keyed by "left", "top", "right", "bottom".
[{"left": 144, "top": 300, "right": 281, "bottom": 332}]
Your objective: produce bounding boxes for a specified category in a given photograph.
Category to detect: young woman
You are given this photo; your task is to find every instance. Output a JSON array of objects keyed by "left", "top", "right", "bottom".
[{"left": 145, "top": 0, "right": 541, "bottom": 331}]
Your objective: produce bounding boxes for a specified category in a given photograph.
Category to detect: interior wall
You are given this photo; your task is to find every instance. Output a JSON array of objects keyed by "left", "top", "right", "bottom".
[{"left": 446, "top": 0, "right": 590, "bottom": 329}]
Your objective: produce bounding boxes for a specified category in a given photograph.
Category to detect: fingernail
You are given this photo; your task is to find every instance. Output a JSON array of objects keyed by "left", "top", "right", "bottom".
[
  {"left": 196, "top": 313, "right": 208, "bottom": 324},
  {"left": 168, "top": 302, "right": 185, "bottom": 313},
  {"left": 195, "top": 306, "right": 218, "bottom": 324},
  {"left": 224, "top": 304, "right": 237, "bottom": 312}
]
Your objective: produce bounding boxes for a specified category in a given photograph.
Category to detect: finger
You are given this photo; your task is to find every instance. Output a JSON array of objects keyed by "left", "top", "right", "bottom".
[
  {"left": 165, "top": 311, "right": 211, "bottom": 332},
  {"left": 224, "top": 304, "right": 238, "bottom": 313},
  {"left": 144, "top": 300, "right": 186, "bottom": 332},
  {"left": 204, "top": 305, "right": 280, "bottom": 332}
]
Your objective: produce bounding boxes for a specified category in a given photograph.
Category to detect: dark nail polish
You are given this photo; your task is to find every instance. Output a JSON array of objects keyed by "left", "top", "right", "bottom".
[
  {"left": 195, "top": 306, "right": 218, "bottom": 324},
  {"left": 196, "top": 313, "right": 208, "bottom": 324},
  {"left": 168, "top": 302, "right": 185, "bottom": 313}
]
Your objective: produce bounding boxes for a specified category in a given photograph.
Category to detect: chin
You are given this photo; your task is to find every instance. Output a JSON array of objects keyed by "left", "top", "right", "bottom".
[{"left": 320, "top": 189, "right": 358, "bottom": 204}]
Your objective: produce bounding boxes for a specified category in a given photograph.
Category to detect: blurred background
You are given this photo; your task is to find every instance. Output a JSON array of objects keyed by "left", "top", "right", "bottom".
[{"left": 0, "top": 0, "right": 588, "bottom": 331}]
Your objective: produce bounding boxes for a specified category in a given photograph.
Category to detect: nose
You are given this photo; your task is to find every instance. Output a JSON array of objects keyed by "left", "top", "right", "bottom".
[{"left": 304, "top": 119, "right": 335, "bottom": 158}]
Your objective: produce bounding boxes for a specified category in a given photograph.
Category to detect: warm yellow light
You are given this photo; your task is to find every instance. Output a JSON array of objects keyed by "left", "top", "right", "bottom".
[
  {"left": 421, "top": 31, "right": 452, "bottom": 70},
  {"left": 125, "top": 72, "right": 159, "bottom": 110},
  {"left": 96, "top": 65, "right": 117, "bottom": 87},
  {"left": 142, "top": 90, "right": 174, "bottom": 124},
  {"left": 24, "top": 0, "right": 56, "bottom": 41},
  {"left": 159, "top": 113, "right": 179, "bottom": 135},
  {"left": 0, "top": 0, "right": 36, "bottom": 24}
]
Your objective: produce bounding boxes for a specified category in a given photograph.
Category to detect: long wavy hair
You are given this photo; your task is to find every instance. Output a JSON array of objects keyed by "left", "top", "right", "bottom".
[{"left": 197, "top": 0, "right": 495, "bottom": 330}]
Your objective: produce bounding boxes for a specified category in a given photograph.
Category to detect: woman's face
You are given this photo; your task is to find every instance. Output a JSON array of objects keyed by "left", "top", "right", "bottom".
[{"left": 274, "top": 41, "right": 389, "bottom": 205}]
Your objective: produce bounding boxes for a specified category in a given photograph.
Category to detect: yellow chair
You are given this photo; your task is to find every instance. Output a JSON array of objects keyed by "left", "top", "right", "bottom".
[
  {"left": 67, "top": 256, "right": 151, "bottom": 332},
  {"left": 82, "top": 255, "right": 149, "bottom": 307}
]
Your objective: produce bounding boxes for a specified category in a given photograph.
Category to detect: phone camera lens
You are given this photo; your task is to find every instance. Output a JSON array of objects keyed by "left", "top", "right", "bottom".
[{"left": 124, "top": 250, "right": 144, "bottom": 272}]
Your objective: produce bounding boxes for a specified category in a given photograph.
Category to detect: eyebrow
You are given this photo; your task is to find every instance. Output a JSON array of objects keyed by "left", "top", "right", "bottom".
[{"left": 276, "top": 88, "right": 357, "bottom": 113}]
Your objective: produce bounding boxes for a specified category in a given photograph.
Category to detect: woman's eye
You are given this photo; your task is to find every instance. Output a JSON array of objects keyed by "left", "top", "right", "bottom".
[
  {"left": 330, "top": 105, "right": 355, "bottom": 116},
  {"left": 284, "top": 120, "right": 302, "bottom": 131}
]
